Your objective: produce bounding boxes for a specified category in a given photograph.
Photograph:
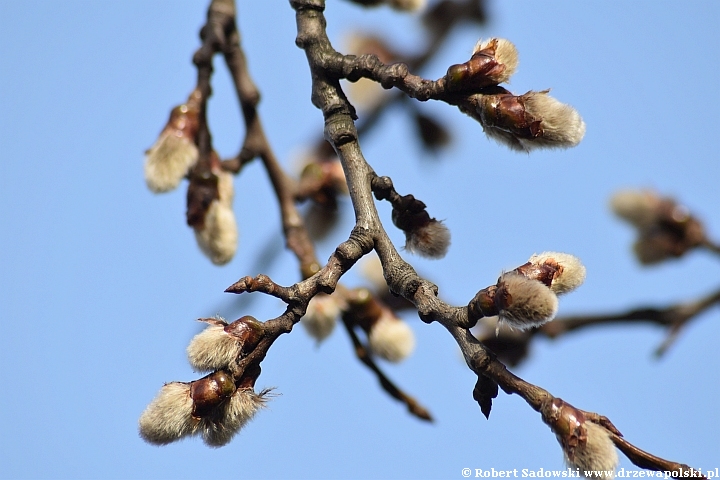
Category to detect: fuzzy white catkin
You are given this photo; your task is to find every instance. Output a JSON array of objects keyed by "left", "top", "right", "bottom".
[
  {"left": 186, "top": 323, "right": 242, "bottom": 372},
  {"left": 405, "top": 219, "right": 451, "bottom": 259},
  {"left": 529, "top": 251, "right": 586, "bottom": 295},
  {"left": 497, "top": 273, "right": 558, "bottom": 330},
  {"left": 139, "top": 382, "right": 197, "bottom": 445},
  {"left": 473, "top": 38, "right": 519, "bottom": 84},
  {"left": 566, "top": 422, "right": 619, "bottom": 478},
  {"left": 200, "top": 388, "right": 266, "bottom": 448},
  {"left": 518, "top": 91, "right": 585, "bottom": 151},
  {"left": 144, "top": 132, "right": 199, "bottom": 193},
  {"left": 609, "top": 190, "right": 658, "bottom": 229},
  {"left": 194, "top": 170, "right": 238, "bottom": 265},
  {"left": 368, "top": 312, "right": 416, "bottom": 362},
  {"left": 301, "top": 294, "right": 340, "bottom": 343}
]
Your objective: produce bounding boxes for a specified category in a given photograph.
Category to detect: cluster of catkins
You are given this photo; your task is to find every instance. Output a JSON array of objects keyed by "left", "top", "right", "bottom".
[
  {"left": 469, "top": 251, "right": 586, "bottom": 331},
  {"left": 139, "top": 316, "right": 269, "bottom": 447},
  {"left": 446, "top": 38, "right": 586, "bottom": 152},
  {"left": 144, "top": 90, "right": 238, "bottom": 266}
]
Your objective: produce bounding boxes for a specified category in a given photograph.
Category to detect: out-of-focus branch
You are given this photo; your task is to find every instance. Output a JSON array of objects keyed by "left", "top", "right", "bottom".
[
  {"left": 206, "top": 0, "right": 320, "bottom": 277},
  {"left": 340, "top": 314, "right": 432, "bottom": 421},
  {"left": 475, "top": 285, "right": 720, "bottom": 368},
  {"left": 540, "top": 286, "right": 720, "bottom": 356},
  {"left": 701, "top": 238, "right": 720, "bottom": 256}
]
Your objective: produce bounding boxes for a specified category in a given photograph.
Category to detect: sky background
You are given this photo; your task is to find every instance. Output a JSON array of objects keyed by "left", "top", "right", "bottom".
[{"left": 1, "top": 1, "right": 719, "bottom": 479}]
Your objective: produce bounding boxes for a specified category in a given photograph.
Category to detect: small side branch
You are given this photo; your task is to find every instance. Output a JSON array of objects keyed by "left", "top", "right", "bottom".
[
  {"left": 341, "top": 316, "right": 433, "bottom": 422},
  {"left": 540, "top": 286, "right": 720, "bottom": 356}
]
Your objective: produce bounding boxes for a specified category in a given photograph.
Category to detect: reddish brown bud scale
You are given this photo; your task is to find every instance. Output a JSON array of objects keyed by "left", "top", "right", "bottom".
[
  {"left": 144, "top": 89, "right": 204, "bottom": 193},
  {"left": 186, "top": 170, "right": 220, "bottom": 230},
  {"left": 514, "top": 261, "right": 558, "bottom": 290},
  {"left": 479, "top": 94, "right": 543, "bottom": 139},
  {"left": 445, "top": 39, "right": 518, "bottom": 91},
  {"left": 190, "top": 371, "right": 237, "bottom": 418},
  {"left": 224, "top": 315, "right": 264, "bottom": 351},
  {"left": 167, "top": 97, "right": 200, "bottom": 140},
  {"left": 468, "top": 286, "right": 499, "bottom": 324}
]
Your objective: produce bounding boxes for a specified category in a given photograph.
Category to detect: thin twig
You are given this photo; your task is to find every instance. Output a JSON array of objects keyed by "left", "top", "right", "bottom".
[
  {"left": 540, "top": 286, "right": 720, "bottom": 356},
  {"left": 340, "top": 316, "right": 433, "bottom": 422}
]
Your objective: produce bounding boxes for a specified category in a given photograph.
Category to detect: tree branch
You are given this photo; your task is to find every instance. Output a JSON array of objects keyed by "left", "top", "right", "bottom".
[{"left": 290, "top": 0, "right": 705, "bottom": 473}]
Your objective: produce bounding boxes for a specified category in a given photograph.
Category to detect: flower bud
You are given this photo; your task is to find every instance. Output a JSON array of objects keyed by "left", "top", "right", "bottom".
[
  {"left": 144, "top": 90, "right": 201, "bottom": 193},
  {"left": 187, "top": 316, "right": 264, "bottom": 372},
  {"left": 474, "top": 90, "right": 585, "bottom": 152},
  {"left": 193, "top": 168, "right": 238, "bottom": 265},
  {"left": 542, "top": 398, "right": 618, "bottom": 478},
  {"left": 446, "top": 38, "right": 518, "bottom": 91},
  {"left": 301, "top": 294, "right": 342, "bottom": 344},
  {"left": 610, "top": 189, "right": 707, "bottom": 264},
  {"left": 368, "top": 311, "right": 416, "bottom": 362},
  {"left": 139, "top": 382, "right": 198, "bottom": 445},
  {"left": 495, "top": 272, "right": 558, "bottom": 330},
  {"left": 385, "top": 192, "right": 450, "bottom": 259},
  {"left": 523, "top": 252, "right": 586, "bottom": 295}
]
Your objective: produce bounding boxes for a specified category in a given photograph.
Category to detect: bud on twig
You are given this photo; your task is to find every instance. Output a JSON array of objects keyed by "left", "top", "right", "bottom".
[
  {"left": 190, "top": 161, "right": 238, "bottom": 265},
  {"left": 610, "top": 189, "right": 707, "bottom": 265},
  {"left": 495, "top": 272, "right": 558, "bottom": 330},
  {"left": 391, "top": 194, "right": 450, "bottom": 259},
  {"left": 144, "top": 90, "right": 201, "bottom": 193},
  {"left": 445, "top": 38, "right": 518, "bottom": 91},
  {"left": 139, "top": 368, "right": 269, "bottom": 448},
  {"left": 187, "top": 316, "right": 264, "bottom": 372},
  {"left": 469, "top": 272, "right": 559, "bottom": 331},
  {"left": 464, "top": 90, "right": 585, "bottom": 152},
  {"left": 542, "top": 398, "right": 619, "bottom": 478}
]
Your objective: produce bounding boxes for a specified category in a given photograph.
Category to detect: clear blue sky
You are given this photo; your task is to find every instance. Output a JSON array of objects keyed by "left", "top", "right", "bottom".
[{"left": 1, "top": 1, "right": 718, "bottom": 479}]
